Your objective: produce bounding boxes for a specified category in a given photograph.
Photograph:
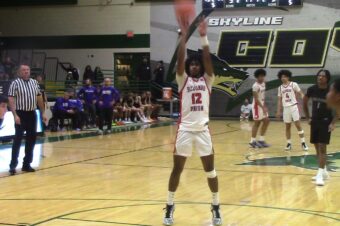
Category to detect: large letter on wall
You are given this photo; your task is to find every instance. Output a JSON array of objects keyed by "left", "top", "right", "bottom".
[
  {"left": 217, "top": 30, "right": 272, "bottom": 68},
  {"left": 331, "top": 28, "right": 340, "bottom": 51},
  {"left": 269, "top": 29, "right": 331, "bottom": 67}
]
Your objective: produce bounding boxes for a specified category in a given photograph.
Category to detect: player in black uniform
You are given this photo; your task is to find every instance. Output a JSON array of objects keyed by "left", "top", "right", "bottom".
[{"left": 303, "top": 70, "right": 337, "bottom": 186}]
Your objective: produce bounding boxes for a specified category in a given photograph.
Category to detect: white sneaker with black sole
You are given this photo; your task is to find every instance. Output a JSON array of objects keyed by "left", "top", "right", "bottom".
[
  {"left": 302, "top": 142, "right": 309, "bottom": 151},
  {"left": 163, "top": 204, "right": 175, "bottom": 226},
  {"left": 211, "top": 204, "right": 222, "bottom": 226},
  {"left": 285, "top": 143, "right": 292, "bottom": 151}
]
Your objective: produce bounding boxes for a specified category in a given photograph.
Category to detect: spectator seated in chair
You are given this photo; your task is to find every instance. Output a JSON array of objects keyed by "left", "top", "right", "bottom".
[
  {"left": 68, "top": 96, "right": 86, "bottom": 131},
  {"left": 240, "top": 99, "right": 252, "bottom": 122},
  {"left": 142, "top": 91, "right": 160, "bottom": 121},
  {"left": 53, "top": 90, "right": 82, "bottom": 131}
]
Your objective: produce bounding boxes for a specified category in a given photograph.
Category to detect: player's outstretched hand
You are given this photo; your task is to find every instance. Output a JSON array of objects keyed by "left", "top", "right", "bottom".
[{"left": 198, "top": 16, "right": 207, "bottom": 37}]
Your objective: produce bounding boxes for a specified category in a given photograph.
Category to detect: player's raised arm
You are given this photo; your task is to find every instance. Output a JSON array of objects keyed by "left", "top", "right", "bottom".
[
  {"left": 198, "top": 17, "right": 214, "bottom": 77},
  {"left": 176, "top": 28, "right": 187, "bottom": 76}
]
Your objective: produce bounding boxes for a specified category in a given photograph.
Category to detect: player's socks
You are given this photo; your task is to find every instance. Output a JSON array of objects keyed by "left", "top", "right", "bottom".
[
  {"left": 250, "top": 137, "right": 256, "bottom": 143},
  {"left": 167, "top": 191, "right": 175, "bottom": 205},
  {"left": 211, "top": 204, "right": 222, "bottom": 226},
  {"left": 259, "top": 136, "right": 265, "bottom": 142},
  {"left": 212, "top": 192, "right": 219, "bottom": 206}
]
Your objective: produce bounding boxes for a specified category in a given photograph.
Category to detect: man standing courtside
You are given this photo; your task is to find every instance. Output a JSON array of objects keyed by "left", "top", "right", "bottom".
[{"left": 8, "top": 65, "right": 47, "bottom": 175}]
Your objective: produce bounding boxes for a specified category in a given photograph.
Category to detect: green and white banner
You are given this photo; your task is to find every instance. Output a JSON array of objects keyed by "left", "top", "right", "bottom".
[{"left": 151, "top": 0, "right": 340, "bottom": 116}]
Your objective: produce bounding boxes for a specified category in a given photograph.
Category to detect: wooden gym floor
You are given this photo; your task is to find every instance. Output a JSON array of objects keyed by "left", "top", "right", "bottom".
[{"left": 0, "top": 120, "right": 339, "bottom": 226}]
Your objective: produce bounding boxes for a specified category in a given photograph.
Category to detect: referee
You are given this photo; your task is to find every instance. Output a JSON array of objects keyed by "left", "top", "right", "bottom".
[{"left": 8, "top": 65, "right": 47, "bottom": 175}]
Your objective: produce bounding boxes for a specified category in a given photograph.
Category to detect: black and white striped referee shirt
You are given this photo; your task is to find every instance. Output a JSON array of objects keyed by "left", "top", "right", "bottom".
[{"left": 8, "top": 78, "right": 41, "bottom": 111}]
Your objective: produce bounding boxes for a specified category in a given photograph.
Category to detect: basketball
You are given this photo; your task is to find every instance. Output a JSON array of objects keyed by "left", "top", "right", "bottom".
[{"left": 174, "top": 0, "right": 196, "bottom": 30}]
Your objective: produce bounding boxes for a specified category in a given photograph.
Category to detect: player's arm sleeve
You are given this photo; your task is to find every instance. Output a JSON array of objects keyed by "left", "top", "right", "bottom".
[{"left": 176, "top": 73, "right": 188, "bottom": 92}]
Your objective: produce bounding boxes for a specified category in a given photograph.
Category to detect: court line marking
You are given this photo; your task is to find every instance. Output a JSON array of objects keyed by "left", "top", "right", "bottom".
[
  {"left": 31, "top": 202, "right": 340, "bottom": 225},
  {"left": 5, "top": 122, "right": 339, "bottom": 224},
  {"left": 0, "top": 197, "right": 338, "bottom": 216},
  {"left": 0, "top": 124, "right": 240, "bottom": 179},
  {"left": 0, "top": 121, "right": 176, "bottom": 150},
  {"left": 78, "top": 162, "right": 340, "bottom": 178},
  {"left": 58, "top": 217, "right": 152, "bottom": 225},
  {"left": 0, "top": 143, "right": 173, "bottom": 179}
]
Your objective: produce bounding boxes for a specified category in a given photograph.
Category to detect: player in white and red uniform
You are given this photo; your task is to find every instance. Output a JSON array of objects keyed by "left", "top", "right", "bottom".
[
  {"left": 163, "top": 18, "right": 222, "bottom": 226},
  {"left": 250, "top": 69, "right": 270, "bottom": 148},
  {"left": 276, "top": 70, "right": 308, "bottom": 151}
]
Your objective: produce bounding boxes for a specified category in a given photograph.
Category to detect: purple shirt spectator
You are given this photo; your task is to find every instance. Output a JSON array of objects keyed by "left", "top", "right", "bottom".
[
  {"left": 78, "top": 86, "right": 97, "bottom": 105},
  {"left": 98, "top": 86, "right": 120, "bottom": 109}
]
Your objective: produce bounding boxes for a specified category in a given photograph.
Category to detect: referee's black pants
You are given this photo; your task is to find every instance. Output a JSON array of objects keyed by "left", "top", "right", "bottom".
[{"left": 10, "top": 110, "right": 37, "bottom": 169}]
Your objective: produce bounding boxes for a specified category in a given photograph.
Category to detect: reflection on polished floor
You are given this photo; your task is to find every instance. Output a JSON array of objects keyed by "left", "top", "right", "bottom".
[{"left": 0, "top": 120, "right": 339, "bottom": 225}]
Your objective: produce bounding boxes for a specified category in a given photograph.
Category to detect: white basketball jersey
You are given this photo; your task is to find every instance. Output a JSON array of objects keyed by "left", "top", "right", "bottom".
[
  {"left": 177, "top": 73, "right": 213, "bottom": 131},
  {"left": 252, "top": 82, "right": 266, "bottom": 106},
  {"left": 278, "top": 82, "right": 301, "bottom": 107}
]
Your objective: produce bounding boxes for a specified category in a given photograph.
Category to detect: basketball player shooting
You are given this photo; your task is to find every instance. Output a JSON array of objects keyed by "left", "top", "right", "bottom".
[{"left": 163, "top": 11, "right": 222, "bottom": 226}]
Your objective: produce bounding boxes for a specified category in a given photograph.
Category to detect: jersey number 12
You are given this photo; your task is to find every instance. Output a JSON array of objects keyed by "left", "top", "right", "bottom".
[{"left": 192, "top": 93, "right": 202, "bottom": 105}]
